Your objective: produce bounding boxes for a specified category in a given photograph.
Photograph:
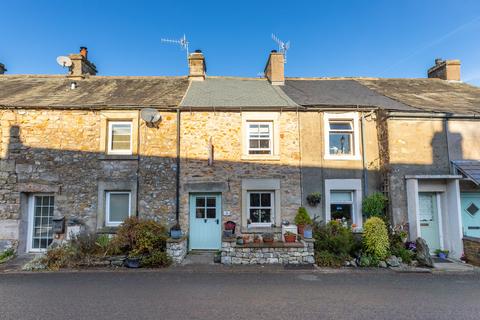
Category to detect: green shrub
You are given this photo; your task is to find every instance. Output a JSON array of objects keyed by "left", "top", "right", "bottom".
[
  {"left": 314, "top": 221, "right": 359, "bottom": 267},
  {"left": 0, "top": 248, "right": 15, "bottom": 264},
  {"left": 294, "top": 207, "right": 313, "bottom": 225},
  {"left": 363, "top": 217, "right": 390, "bottom": 260},
  {"left": 95, "top": 234, "right": 112, "bottom": 257},
  {"left": 315, "top": 250, "right": 345, "bottom": 267},
  {"left": 391, "top": 247, "right": 414, "bottom": 264},
  {"left": 362, "top": 192, "right": 388, "bottom": 218},
  {"left": 359, "top": 255, "right": 379, "bottom": 267},
  {"left": 111, "top": 217, "right": 168, "bottom": 256},
  {"left": 141, "top": 250, "right": 171, "bottom": 267},
  {"left": 43, "top": 245, "right": 76, "bottom": 270}
]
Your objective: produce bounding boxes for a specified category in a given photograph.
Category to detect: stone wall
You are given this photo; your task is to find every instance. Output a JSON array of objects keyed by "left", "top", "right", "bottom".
[
  {"left": 463, "top": 236, "right": 480, "bottom": 266},
  {"left": 179, "top": 111, "right": 301, "bottom": 235},
  {"left": 166, "top": 237, "right": 188, "bottom": 264},
  {"left": 221, "top": 238, "right": 314, "bottom": 265},
  {"left": 0, "top": 109, "right": 178, "bottom": 251}
]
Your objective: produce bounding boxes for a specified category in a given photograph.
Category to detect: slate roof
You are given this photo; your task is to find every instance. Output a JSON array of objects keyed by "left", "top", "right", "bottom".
[
  {"left": 0, "top": 75, "right": 189, "bottom": 108},
  {"left": 281, "top": 79, "right": 415, "bottom": 111},
  {"left": 180, "top": 77, "right": 299, "bottom": 108},
  {"left": 452, "top": 160, "right": 480, "bottom": 185},
  {"left": 358, "top": 78, "right": 480, "bottom": 115}
]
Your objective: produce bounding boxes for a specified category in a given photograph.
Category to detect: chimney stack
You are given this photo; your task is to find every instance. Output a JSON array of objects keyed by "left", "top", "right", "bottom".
[
  {"left": 428, "top": 58, "right": 461, "bottom": 81},
  {"left": 188, "top": 50, "right": 206, "bottom": 81},
  {"left": 68, "top": 46, "right": 97, "bottom": 79},
  {"left": 0, "top": 63, "right": 6, "bottom": 75},
  {"left": 264, "top": 50, "right": 284, "bottom": 85}
]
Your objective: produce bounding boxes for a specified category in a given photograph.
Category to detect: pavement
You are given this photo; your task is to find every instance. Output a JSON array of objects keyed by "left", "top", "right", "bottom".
[{"left": 1, "top": 268, "right": 480, "bottom": 320}]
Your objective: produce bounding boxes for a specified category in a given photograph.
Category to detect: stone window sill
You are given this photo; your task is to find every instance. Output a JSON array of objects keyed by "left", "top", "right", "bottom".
[
  {"left": 223, "top": 239, "right": 305, "bottom": 249},
  {"left": 241, "top": 155, "right": 281, "bottom": 161},
  {"left": 99, "top": 154, "right": 139, "bottom": 161},
  {"left": 241, "top": 226, "right": 282, "bottom": 234}
]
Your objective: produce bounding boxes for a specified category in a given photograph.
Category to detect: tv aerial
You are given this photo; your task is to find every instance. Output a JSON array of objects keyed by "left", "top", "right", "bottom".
[
  {"left": 56, "top": 56, "right": 72, "bottom": 68},
  {"left": 140, "top": 108, "right": 162, "bottom": 127},
  {"left": 271, "top": 34, "right": 290, "bottom": 63},
  {"left": 161, "top": 34, "right": 189, "bottom": 59}
]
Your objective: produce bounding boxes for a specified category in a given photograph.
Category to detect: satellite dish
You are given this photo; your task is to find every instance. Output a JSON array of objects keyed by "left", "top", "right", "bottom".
[
  {"left": 56, "top": 56, "right": 72, "bottom": 67},
  {"left": 141, "top": 108, "right": 162, "bottom": 124}
]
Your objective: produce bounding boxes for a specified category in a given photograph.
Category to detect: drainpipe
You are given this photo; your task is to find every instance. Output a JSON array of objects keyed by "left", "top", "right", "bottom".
[
  {"left": 136, "top": 111, "right": 141, "bottom": 217},
  {"left": 361, "top": 111, "right": 368, "bottom": 197},
  {"left": 175, "top": 109, "right": 181, "bottom": 223}
]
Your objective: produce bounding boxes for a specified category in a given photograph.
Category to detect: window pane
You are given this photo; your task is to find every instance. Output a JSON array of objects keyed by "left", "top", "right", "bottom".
[
  {"left": 259, "top": 140, "right": 270, "bottom": 148},
  {"left": 261, "top": 193, "right": 271, "bottom": 207},
  {"left": 206, "top": 208, "right": 216, "bottom": 219},
  {"left": 108, "top": 193, "right": 130, "bottom": 223},
  {"left": 250, "top": 193, "right": 260, "bottom": 207},
  {"left": 196, "top": 208, "right": 205, "bottom": 219},
  {"left": 330, "top": 122, "right": 352, "bottom": 130},
  {"left": 206, "top": 197, "right": 216, "bottom": 207},
  {"left": 329, "top": 133, "right": 352, "bottom": 155},
  {"left": 330, "top": 204, "right": 352, "bottom": 223},
  {"left": 250, "top": 209, "right": 260, "bottom": 223},
  {"left": 111, "top": 123, "right": 131, "bottom": 151},
  {"left": 260, "top": 209, "right": 271, "bottom": 223},
  {"left": 330, "top": 191, "right": 352, "bottom": 202},
  {"left": 249, "top": 139, "right": 259, "bottom": 149},
  {"left": 196, "top": 197, "right": 205, "bottom": 208}
]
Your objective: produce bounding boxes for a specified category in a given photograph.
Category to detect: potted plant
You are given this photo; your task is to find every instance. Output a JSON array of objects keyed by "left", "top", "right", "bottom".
[
  {"left": 306, "top": 192, "right": 321, "bottom": 207},
  {"left": 434, "top": 249, "right": 449, "bottom": 260},
  {"left": 125, "top": 254, "right": 141, "bottom": 268},
  {"left": 170, "top": 223, "right": 182, "bottom": 239},
  {"left": 253, "top": 235, "right": 261, "bottom": 244},
  {"left": 284, "top": 231, "right": 297, "bottom": 243},
  {"left": 294, "top": 207, "right": 313, "bottom": 236},
  {"left": 303, "top": 225, "right": 313, "bottom": 239},
  {"left": 243, "top": 235, "right": 250, "bottom": 244},
  {"left": 236, "top": 236, "right": 244, "bottom": 245},
  {"left": 213, "top": 251, "right": 222, "bottom": 263},
  {"left": 262, "top": 232, "right": 274, "bottom": 243}
]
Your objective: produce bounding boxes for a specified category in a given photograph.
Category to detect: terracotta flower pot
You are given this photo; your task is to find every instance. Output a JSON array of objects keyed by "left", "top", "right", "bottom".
[
  {"left": 284, "top": 234, "right": 296, "bottom": 243},
  {"left": 297, "top": 224, "right": 305, "bottom": 236}
]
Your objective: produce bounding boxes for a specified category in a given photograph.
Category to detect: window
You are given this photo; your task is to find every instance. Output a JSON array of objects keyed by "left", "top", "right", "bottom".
[
  {"left": 328, "top": 121, "right": 353, "bottom": 155},
  {"left": 29, "top": 195, "right": 54, "bottom": 252},
  {"left": 195, "top": 196, "right": 217, "bottom": 219},
  {"left": 108, "top": 121, "right": 132, "bottom": 155},
  {"left": 106, "top": 191, "right": 131, "bottom": 226},
  {"left": 247, "top": 122, "right": 273, "bottom": 155},
  {"left": 247, "top": 191, "right": 274, "bottom": 227},
  {"left": 324, "top": 113, "right": 360, "bottom": 160},
  {"left": 330, "top": 191, "right": 354, "bottom": 225}
]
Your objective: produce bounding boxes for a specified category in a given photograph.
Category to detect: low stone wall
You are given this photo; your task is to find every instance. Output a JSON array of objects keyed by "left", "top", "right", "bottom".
[
  {"left": 463, "top": 237, "right": 480, "bottom": 266},
  {"left": 221, "top": 238, "right": 314, "bottom": 265},
  {"left": 166, "top": 237, "right": 188, "bottom": 264}
]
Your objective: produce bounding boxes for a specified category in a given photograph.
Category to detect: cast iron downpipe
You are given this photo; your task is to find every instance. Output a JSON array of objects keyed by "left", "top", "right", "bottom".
[
  {"left": 175, "top": 109, "right": 181, "bottom": 223},
  {"left": 361, "top": 111, "right": 369, "bottom": 197}
]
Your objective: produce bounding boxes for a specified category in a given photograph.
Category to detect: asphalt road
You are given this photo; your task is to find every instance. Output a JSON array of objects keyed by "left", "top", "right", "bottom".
[{"left": 1, "top": 269, "right": 480, "bottom": 320}]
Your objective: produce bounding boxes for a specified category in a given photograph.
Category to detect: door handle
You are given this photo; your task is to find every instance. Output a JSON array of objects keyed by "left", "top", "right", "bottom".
[
  {"left": 216, "top": 219, "right": 219, "bottom": 224},
  {"left": 204, "top": 219, "right": 207, "bottom": 223}
]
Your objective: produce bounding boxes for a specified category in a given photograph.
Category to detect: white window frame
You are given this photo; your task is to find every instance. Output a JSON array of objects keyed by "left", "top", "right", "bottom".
[
  {"left": 107, "top": 121, "right": 133, "bottom": 155},
  {"left": 247, "top": 191, "right": 275, "bottom": 227},
  {"left": 324, "top": 112, "right": 361, "bottom": 160},
  {"left": 330, "top": 190, "right": 354, "bottom": 222},
  {"left": 105, "top": 191, "right": 132, "bottom": 227},
  {"left": 27, "top": 193, "right": 55, "bottom": 253},
  {"left": 325, "top": 179, "right": 363, "bottom": 229},
  {"left": 247, "top": 121, "right": 273, "bottom": 155},
  {"left": 241, "top": 112, "right": 280, "bottom": 160}
]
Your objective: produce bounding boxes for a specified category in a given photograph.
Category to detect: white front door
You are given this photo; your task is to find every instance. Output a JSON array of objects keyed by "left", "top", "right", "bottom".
[
  {"left": 27, "top": 194, "right": 55, "bottom": 252},
  {"left": 418, "top": 192, "right": 442, "bottom": 253}
]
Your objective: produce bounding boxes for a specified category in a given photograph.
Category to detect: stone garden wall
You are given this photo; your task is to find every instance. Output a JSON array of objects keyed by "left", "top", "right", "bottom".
[
  {"left": 221, "top": 238, "right": 314, "bottom": 265},
  {"left": 166, "top": 237, "right": 188, "bottom": 264},
  {"left": 463, "top": 236, "right": 480, "bottom": 266}
]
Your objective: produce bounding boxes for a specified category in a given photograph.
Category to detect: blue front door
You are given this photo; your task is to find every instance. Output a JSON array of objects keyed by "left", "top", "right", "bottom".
[
  {"left": 461, "top": 193, "right": 480, "bottom": 238},
  {"left": 189, "top": 194, "right": 221, "bottom": 250}
]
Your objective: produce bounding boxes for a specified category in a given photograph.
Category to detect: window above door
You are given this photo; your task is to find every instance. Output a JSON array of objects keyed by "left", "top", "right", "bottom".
[{"left": 241, "top": 112, "right": 280, "bottom": 161}]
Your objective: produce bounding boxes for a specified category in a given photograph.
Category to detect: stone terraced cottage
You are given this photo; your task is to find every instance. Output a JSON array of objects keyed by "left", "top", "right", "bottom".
[{"left": 1, "top": 47, "right": 480, "bottom": 264}]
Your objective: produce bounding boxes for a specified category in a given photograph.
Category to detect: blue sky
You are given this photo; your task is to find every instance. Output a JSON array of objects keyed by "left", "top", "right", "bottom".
[{"left": 1, "top": 0, "right": 480, "bottom": 85}]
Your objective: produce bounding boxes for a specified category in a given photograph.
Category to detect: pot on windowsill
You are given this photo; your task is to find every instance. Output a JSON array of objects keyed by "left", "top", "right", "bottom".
[
  {"left": 297, "top": 224, "right": 305, "bottom": 236},
  {"left": 284, "top": 232, "right": 297, "bottom": 243},
  {"left": 236, "top": 236, "right": 244, "bottom": 245},
  {"left": 262, "top": 232, "right": 274, "bottom": 243}
]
